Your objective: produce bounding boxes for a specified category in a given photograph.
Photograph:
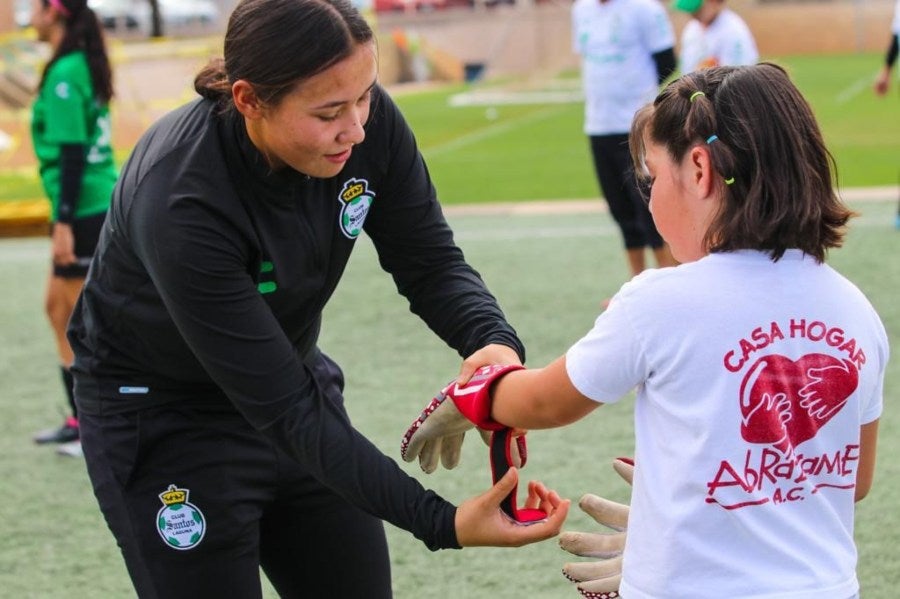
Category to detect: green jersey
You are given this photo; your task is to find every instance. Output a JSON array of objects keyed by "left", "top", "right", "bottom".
[{"left": 31, "top": 51, "right": 117, "bottom": 221}]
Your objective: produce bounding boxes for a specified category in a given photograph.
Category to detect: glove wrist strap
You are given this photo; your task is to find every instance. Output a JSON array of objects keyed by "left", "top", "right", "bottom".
[
  {"left": 452, "top": 364, "right": 524, "bottom": 430},
  {"left": 490, "top": 428, "right": 546, "bottom": 524}
]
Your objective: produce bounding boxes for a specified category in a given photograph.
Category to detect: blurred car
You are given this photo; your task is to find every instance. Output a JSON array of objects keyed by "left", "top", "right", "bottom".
[
  {"left": 87, "top": 0, "right": 220, "bottom": 32},
  {"left": 89, "top": 0, "right": 148, "bottom": 31},
  {"left": 14, "top": 0, "right": 31, "bottom": 28},
  {"left": 374, "top": 0, "right": 473, "bottom": 12},
  {"left": 157, "top": 0, "right": 220, "bottom": 26}
]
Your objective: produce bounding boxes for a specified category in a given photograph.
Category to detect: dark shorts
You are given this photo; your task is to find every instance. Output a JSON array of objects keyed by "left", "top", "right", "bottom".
[
  {"left": 52, "top": 211, "right": 106, "bottom": 278},
  {"left": 589, "top": 134, "right": 664, "bottom": 249},
  {"left": 78, "top": 354, "right": 391, "bottom": 599}
]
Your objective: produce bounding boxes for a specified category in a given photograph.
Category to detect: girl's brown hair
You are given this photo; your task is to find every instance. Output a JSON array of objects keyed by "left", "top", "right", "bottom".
[
  {"left": 630, "top": 62, "right": 853, "bottom": 263},
  {"left": 194, "top": 0, "right": 374, "bottom": 110}
]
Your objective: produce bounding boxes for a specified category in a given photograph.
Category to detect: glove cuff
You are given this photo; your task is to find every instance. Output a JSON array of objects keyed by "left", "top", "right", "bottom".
[{"left": 448, "top": 364, "right": 524, "bottom": 430}]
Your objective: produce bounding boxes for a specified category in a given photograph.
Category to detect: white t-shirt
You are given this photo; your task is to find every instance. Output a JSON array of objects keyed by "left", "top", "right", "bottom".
[
  {"left": 566, "top": 250, "right": 887, "bottom": 599},
  {"left": 679, "top": 8, "right": 759, "bottom": 74},
  {"left": 572, "top": 0, "right": 675, "bottom": 135},
  {"left": 893, "top": 0, "right": 900, "bottom": 36}
]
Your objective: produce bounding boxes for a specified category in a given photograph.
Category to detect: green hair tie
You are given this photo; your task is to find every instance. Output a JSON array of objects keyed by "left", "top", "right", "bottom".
[{"left": 689, "top": 91, "right": 705, "bottom": 103}]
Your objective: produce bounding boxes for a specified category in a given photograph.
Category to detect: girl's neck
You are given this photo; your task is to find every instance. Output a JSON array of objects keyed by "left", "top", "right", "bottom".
[{"left": 48, "top": 24, "right": 65, "bottom": 52}]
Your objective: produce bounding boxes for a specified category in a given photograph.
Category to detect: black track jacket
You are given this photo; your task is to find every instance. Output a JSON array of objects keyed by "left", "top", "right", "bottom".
[{"left": 68, "top": 86, "right": 525, "bottom": 551}]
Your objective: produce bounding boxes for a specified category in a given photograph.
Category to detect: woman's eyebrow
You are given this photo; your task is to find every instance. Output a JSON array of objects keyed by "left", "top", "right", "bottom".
[{"left": 312, "top": 78, "right": 377, "bottom": 110}]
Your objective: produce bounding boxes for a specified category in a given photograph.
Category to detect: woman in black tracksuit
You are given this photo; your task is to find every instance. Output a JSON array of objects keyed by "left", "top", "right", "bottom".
[{"left": 67, "top": 0, "right": 567, "bottom": 596}]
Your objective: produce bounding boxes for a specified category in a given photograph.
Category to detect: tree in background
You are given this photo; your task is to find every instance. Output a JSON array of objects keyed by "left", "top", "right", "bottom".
[{"left": 147, "top": 0, "right": 163, "bottom": 38}]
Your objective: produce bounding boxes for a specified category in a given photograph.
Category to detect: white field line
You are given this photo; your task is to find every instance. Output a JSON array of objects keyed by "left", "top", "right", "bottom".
[
  {"left": 452, "top": 223, "right": 619, "bottom": 241},
  {"left": 421, "top": 105, "right": 570, "bottom": 158},
  {"left": 442, "top": 186, "right": 899, "bottom": 217},
  {"left": 448, "top": 89, "right": 584, "bottom": 107},
  {"left": 1, "top": 194, "right": 894, "bottom": 260},
  {"left": 446, "top": 209, "right": 893, "bottom": 242},
  {"left": 835, "top": 73, "right": 878, "bottom": 105}
]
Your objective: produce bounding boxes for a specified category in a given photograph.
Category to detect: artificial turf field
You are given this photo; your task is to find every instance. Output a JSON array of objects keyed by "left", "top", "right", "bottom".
[
  {"left": 1, "top": 196, "right": 897, "bottom": 597},
  {"left": 0, "top": 34, "right": 898, "bottom": 597}
]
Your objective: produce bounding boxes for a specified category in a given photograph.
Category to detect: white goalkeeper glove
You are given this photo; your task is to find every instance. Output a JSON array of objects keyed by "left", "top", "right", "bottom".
[{"left": 559, "top": 457, "right": 634, "bottom": 599}]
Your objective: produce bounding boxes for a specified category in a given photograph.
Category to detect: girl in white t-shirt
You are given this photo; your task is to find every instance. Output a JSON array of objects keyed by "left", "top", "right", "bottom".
[{"left": 411, "top": 63, "right": 886, "bottom": 599}]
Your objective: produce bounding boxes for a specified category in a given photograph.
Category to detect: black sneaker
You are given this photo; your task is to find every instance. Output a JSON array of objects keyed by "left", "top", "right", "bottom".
[{"left": 33, "top": 417, "right": 79, "bottom": 444}]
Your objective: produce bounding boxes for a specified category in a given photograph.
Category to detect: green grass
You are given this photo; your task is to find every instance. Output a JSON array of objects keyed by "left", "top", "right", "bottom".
[
  {"left": 0, "top": 171, "right": 43, "bottom": 202},
  {"left": 1, "top": 198, "right": 897, "bottom": 597},
  {"left": 771, "top": 54, "right": 900, "bottom": 189},
  {"left": 0, "top": 148, "right": 132, "bottom": 203},
  {"left": 394, "top": 52, "right": 900, "bottom": 203},
  {"left": 2, "top": 52, "right": 898, "bottom": 206},
  {"left": 392, "top": 84, "right": 590, "bottom": 202},
  {"left": 1, "top": 48, "right": 898, "bottom": 597}
]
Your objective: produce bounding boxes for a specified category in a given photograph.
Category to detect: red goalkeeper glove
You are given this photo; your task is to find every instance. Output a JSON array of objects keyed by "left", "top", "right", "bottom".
[
  {"left": 401, "top": 364, "right": 545, "bottom": 524},
  {"left": 401, "top": 364, "right": 525, "bottom": 472}
]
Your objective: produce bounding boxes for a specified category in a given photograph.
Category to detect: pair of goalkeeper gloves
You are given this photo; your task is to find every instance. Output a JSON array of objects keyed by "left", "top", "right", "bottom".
[{"left": 401, "top": 364, "right": 631, "bottom": 598}]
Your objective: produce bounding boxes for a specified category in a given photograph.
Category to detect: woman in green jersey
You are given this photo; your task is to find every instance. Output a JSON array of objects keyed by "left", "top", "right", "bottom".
[{"left": 30, "top": 0, "right": 117, "bottom": 457}]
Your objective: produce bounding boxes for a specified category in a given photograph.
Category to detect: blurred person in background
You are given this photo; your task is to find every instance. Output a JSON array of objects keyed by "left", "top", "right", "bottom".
[
  {"left": 673, "top": 0, "right": 758, "bottom": 74},
  {"left": 873, "top": 0, "right": 900, "bottom": 230},
  {"left": 572, "top": 0, "right": 679, "bottom": 281},
  {"left": 873, "top": 0, "right": 900, "bottom": 96},
  {"left": 29, "top": 0, "right": 117, "bottom": 458}
]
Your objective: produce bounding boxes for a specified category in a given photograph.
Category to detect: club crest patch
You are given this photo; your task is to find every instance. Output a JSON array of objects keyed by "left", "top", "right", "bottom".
[
  {"left": 337, "top": 178, "right": 374, "bottom": 239},
  {"left": 54, "top": 81, "right": 70, "bottom": 99},
  {"left": 156, "top": 484, "right": 206, "bottom": 550}
]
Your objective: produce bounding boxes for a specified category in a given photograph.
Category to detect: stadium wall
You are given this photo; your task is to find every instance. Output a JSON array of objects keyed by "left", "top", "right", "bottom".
[{"left": 375, "top": 0, "right": 897, "bottom": 83}]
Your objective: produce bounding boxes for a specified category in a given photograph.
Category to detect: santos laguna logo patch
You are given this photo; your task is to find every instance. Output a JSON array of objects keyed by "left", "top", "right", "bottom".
[
  {"left": 156, "top": 484, "right": 206, "bottom": 550},
  {"left": 337, "top": 177, "right": 374, "bottom": 239}
]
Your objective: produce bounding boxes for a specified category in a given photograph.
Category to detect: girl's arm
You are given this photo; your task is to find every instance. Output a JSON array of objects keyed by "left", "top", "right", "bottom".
[
  {"left": 491, "top": 355, "right": 600, "bottom": 430},
  {"left": 855, "top": 419, "right": 879, "bottom": 502}
]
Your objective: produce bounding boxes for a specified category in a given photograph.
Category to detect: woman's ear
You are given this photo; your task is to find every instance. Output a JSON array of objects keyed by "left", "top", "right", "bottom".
[{"left": 232, "top": 80, "right": 262, "bottom": 119}]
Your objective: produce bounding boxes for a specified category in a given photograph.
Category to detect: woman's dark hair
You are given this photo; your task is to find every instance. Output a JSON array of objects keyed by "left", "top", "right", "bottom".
[
  {"left": 38, "top": 0, "right": 114, "bottom": 103},
  {"left": 194, "top": 0, "right": 374, "bottom": 109},
  {"left": 630, "top": 62, "right": 854, "bottom": 263}
]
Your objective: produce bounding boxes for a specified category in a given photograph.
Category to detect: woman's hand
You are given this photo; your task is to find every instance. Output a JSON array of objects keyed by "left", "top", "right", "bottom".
[
  {"left": 457, "top": 343, "right": 522, "bottom": 385},
  {"left": 51, "top": 222, "right": 77, "bottom": 267},
  {"left": 455, "top": 467, "right": 570, "bottom": 547},
  {"left": 459, "top": 344, "right": 528, "bottom": 440}
]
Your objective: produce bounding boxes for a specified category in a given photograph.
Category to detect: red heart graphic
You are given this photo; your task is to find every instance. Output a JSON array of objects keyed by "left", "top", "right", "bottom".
[{"left": 740, "top": 353, "right": 858, "bottom": 454}]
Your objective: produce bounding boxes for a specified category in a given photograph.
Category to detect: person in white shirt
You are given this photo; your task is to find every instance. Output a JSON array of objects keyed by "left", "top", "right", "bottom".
[
  {"left": 674, "top": 0, "right": 758, "bottom": 73},
  {"left": 572, "top": 0, "right": 678, "bottom": 278},
  {"left": 411, "top": 62, "right": 886, "bottom": 599},
  {"left": 874, "top": 0, "right": 900, "bottom": 96}
]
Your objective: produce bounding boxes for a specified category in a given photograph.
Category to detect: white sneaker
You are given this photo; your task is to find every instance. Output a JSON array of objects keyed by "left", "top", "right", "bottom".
[{"left": 56, "top": 440, "right": 83, "bottom": 458}]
